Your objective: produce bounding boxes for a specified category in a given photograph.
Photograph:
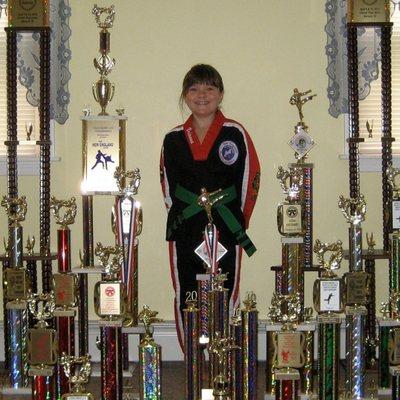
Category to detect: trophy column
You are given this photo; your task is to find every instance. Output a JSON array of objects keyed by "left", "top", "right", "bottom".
[
  {"left": 339, "top": 195, "right": 368, "bottom": 399},
  {"left": 313, "top": 239, "right": 344, "bottom": 400}
]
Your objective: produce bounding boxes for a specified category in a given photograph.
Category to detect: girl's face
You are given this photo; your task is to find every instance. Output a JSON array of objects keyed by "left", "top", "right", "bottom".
[{"left": 184, "top": 83, "right": 223, "bottom": 119}]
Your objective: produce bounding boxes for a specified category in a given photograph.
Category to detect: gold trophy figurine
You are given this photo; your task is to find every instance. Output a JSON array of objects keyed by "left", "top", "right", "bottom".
[
  {"left": 208, "top": 332, "right": 240, "bottom": 400},
  {"left": 289, "top": 88, "right": 317, "bottom": 126},
  {"left": 92, "top": 4, "right": 116, "bottom": 115},
  {"left": 60, "top": 353, "right": 93, "bottom": 400},
  {"left": 50, "top": 197, "right": 77, "bottom": 230},
  {"left": 198, "top": 188, "right": 228, "bottom": 224},
  {"left": 1, "top": 195, "right": 27, "bottom": 226}
]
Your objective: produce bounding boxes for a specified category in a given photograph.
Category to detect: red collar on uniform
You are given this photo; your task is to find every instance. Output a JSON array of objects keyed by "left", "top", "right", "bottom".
[{"left": 183, "top": 110, "right": 226, "bottom": 161}]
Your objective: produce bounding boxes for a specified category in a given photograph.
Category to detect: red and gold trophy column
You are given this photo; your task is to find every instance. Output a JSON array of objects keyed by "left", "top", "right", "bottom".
[
  {"left": 27, "top": 291, "right": 57, "bottom": 400},
  {"left": 59, "top": 354, "right": 94, "bottom": 399},
  {"left": 94, "top": 243, "right": 125, "bottom": 400},
  {"left": 50, "top": 196, "right": 78, "bottom": 399},
  {"left": 138, "top": 306, "right": 163, "bottom": 400}
]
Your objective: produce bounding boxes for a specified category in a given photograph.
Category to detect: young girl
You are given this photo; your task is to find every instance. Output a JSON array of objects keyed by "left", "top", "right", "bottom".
[{"left": 160, "top": 64, "right": 260, "bottom": 349}]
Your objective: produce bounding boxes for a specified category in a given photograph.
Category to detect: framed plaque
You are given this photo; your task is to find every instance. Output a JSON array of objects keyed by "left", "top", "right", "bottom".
[
  {"left": 277, "top": 204, "right": 302, "bottom": 235},
  {"left": 8, "top": 0, "right": 50, "bottom": 27},
  {"left": 313, "top": 278, "right": 343, "bottom": 313},
  {"left": 4, "top": 268, "right": 29, "bottom": 301},
  {"left": 28, "top": 328, "right": 57, "bottom": 365},
  {"left": 393, "top": 201, "right": 400, "bottom": 230},
  {"left": 348, "top": 0, "right": 390, "bottom": 23},
  {"left": 62, "top": 394, "right": 94, "bottom": 400},
  {"left": 345, "top": 271, "right": 368, "bottom": 305},
  {"left": 276, "top": 331, "right": 304, "bottom": 369},
  {"left": 390, "top": 328, "right": 400, "bottom": 366},
  {"left": 94, "top": 281, "right": 125, "bottom": 317},
  {"left": 82, "top": 117, "right": 126, "bottom": 195},
  {"left": 53, "top": 273, "right": 78, "bottom": 308}
]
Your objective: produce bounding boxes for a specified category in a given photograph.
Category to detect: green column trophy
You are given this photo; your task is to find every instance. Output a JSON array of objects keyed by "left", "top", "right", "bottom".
[
  {"left": 93, "top": 243, "right": 125, "bottom": 400},
  {"left": 138, "top": 305, "right": 163, "bottom": 400},
  {"left": 59, "top": 353, "right": 93, "bottom": 400},
  {"left": 27, "top": 291, "right": 58, "bottom": 400},
  {"left": 313, "top": 239, "right": 345, "bottom": 400},
  {"left": 338, "top": 195, "right": 368, "bottom": 399}
]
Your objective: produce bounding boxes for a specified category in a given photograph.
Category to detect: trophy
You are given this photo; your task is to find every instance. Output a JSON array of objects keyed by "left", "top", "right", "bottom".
[
  {"left": 388, "top": 327, "right": 400, "bottom": 398},
  {"left": 339, "top": 195, "right": 368, "bottom": 399},
  {"left": 241, "top": 292, "right": 258, "bottom": 400},
  {"left": 27, "top": 291, "right": 57, "bottom": 400},
  {"left": 92, "top": 4, "right": 116, "bottom": 115},
  {"left": 209, "top": 332, "right": 239, "bottom": 400},
  {"left": 288, "top": 88, "right": 316, "bottom": 269},
  {"left": 60, "top": 353, "right": 93, "bottom": 400},
  {"left": 347, "top": 0, "right": 390, "bottom": 24},
  {"left": 112, "top": 167, "right": 143, "bottom": 327},
  {"left": 230, "top": 308, "right": 243, "bottom": 400},
  {"left": 94, "top": 242, "right": 125, "bottom": 320},
  {"left": 1, "top": 196, "right": 30, "bottom": 389},
  {"left": 269, "top": 294, "right": 306, "bottom": 400},
  {"left": 276, "top": 167, "right": 303, "bottom": 236},
  {"left": 93, "top": 243, "right": 125, "bottom": 400},
  {"left": 138, "top": 305, "right": 163, "bottom": 400},
  {"left": 184, "top": 298, "right": 201, "bottom": 400},
  {"left": 313, "top": 239, "right": 344, "bottom": 400}
]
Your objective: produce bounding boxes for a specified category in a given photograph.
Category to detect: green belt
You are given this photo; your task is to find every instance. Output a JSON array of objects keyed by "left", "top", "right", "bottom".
[{"left": 167, "top": 184, "right": 256, "bottom": 257}]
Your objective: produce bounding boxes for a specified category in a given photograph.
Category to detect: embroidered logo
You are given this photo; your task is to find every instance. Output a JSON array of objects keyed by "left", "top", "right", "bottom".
[{"left": 219, "top": 141, "right": 238, "bottom": 165}]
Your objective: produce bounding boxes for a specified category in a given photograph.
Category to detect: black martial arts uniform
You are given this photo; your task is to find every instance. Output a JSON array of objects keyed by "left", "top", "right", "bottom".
[{"left": 160, "top": 110, "right": 260, "bottom": 349}]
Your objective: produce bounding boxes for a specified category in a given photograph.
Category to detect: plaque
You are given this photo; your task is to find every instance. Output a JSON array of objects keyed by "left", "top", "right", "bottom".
[
  {"left": 82, "top": 118, "right": 126, "bottom": 195},
  {"left": 277, "top": 203, "right": 302, "bottom": 235},
  {"left": 8, "top": 0, "right": 49, "bottom": 27},
  {"left": 28, "top": 327, "right": 57, "bottom": 365},
  {"left": 345, "top": 271, "right": 368, "bottom": 305},
  {"left": 313, "top": 278, "right": 343, "bottom": 313},
  {"left": 62, "top": 396, "right": 93, "bottom": 400},
  {"left": 94, "top": 281, "right": 124, "bottom": 317},
  {"left": 390, "top": 328, "right": 400, "bottom": 366},
  {"left": 4, "top": 268, "right": 29, "bottom": 301},
  {"left": 348, "top": 0, "right": 390, "bottom": 23},
  {"left": 276, "top": 331, "right": 304, "bottom": 369},
  {"left": 393, "top": 200, "right": 400, "bottom": 230},
  {"left": 53, "top": 273, "right": 78, "bottom": 308}
]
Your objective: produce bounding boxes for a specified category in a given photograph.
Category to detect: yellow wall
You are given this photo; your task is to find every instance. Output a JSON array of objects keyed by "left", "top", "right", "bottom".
[{"left": 0, "top": 1, "right": 388, "bottom": 320}]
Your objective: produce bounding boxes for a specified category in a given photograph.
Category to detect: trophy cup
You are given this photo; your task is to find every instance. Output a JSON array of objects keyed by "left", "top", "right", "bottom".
[
  {"left": 338, "top": 195, "right": 368, "bottom": 399},
  {"left": 50, "top": 196, "right": 79, "bottom": 397},
  {"left": 288, "top": 88, "right": 316, "bottom": 269},
  {"left": 92, "top": 4, "right": 116, "bottom": 116},
  {"left": 1, "top": 196, "right": 30, "bottom": 390},
  {"left": 93, "top": 242, "right": 125, "bottom": 400},
  {"left": 138, "top": 305, "right": 163, "bottom": 400},
  {"left": 241, "top": 292, "right": 258, "bottom": 400},
  {"left": 313, "top": 239, "right": 345, "bottom": 400},
  {"left": 208, "top": 332, "right": 239, "bottom": 400},
  {"left": 184, "top": 298, "right": 201, "bottom": 400},
  {"left": 27, "top": 291, "right": 57, "bottom": 400},
  {"left": 60, "top": 353, "right": 93, "bottom": 400}
]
